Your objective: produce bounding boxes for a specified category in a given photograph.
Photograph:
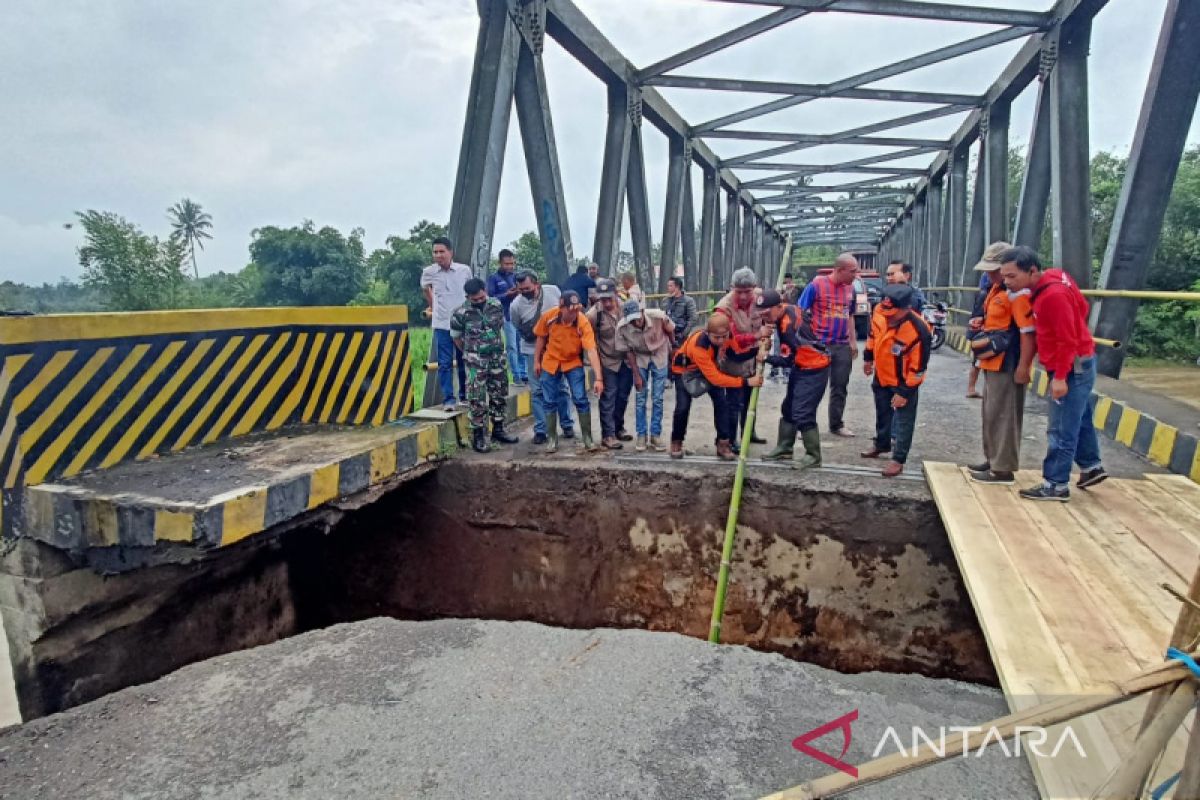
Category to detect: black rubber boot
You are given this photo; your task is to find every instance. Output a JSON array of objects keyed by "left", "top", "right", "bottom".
[
  {"left": 763, "top": 419, "right": 797, "bottom": 461},
  {"left": 471, "top": 427, "right": 489, "bottom": 454},
  {"left": 492, "top": 420, "right": 518, "bottom": 445}
]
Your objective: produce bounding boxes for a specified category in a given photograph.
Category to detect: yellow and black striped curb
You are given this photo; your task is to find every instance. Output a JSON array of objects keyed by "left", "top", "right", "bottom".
[
  {"left": 0, "top": 307, "right": 414, "bottom": 537},
  {"left": 18, "top": 389, "right": 533, "bottom": 551},
  {"left": 943, "top": 329, "right": 1200, "bottom": 483}
]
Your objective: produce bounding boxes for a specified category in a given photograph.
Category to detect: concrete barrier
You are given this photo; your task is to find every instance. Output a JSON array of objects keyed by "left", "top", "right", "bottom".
[{"left": 0, "top": 306, "right": 414, "bottom": 537}]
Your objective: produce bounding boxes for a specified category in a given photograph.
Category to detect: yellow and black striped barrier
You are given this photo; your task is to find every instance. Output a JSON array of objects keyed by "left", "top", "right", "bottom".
[
  {"left": 0, "top": 307, "right": 415, "bottom": 536},
  {"left": 942, "top": 329, "right": 1200, "bottom": 483}
]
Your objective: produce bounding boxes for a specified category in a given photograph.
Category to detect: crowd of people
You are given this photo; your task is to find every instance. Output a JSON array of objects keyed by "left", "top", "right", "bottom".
[{"left": 422, "top": 234, "right": 1107, "bottom": 500}]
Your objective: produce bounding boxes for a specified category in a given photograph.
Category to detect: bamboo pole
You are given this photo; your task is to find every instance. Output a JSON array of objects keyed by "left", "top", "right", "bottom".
[
  {"left": 759, "top": 654, "right": 1199, "bottom": 800},
  {"left": 1174, "top": 698, "right": 1200, "bottom": 799},
  {"left": 709, "top": 236, "right": 791, "bottom": 644},
  {"left": 1091, "top": 680, "right": 1198, "bottom": 799}
]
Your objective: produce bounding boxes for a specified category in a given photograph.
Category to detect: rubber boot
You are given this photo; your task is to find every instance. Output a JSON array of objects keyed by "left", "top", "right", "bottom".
[
  {"left": 491, "top": 420, "right": 518, "bottom": 445},
  {"left": 794, "top": 427, "right": 822, "bottom": 470},
  {"left": 544, "top": 412, "right": 559, "bottom": 454},
  {"left": 577, "top": 414, "right": 597, "bottom": 452},
  {"left": 471, "top": 427, "right": 489, "bottom": 454},
  {"left": 762, "top": 419, "right": 797, "bottom": 461}
]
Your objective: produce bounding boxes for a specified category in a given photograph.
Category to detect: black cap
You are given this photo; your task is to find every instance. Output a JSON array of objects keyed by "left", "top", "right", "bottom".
[
  {"left": 755, "top": 288, "right": 783, "bottom": 309},
  {"left": 881, "top": 284, "right": 916, "bottom": 309}
]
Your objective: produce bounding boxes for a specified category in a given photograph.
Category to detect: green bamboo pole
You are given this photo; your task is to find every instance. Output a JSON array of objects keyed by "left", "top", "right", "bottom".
[{"left": 709, "top": 236, "right": 793, "bottom": 644}]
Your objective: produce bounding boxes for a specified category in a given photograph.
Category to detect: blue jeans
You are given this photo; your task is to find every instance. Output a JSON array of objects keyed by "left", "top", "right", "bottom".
[
  {"left": 524, "top": 353, "right": 573, "bottom": 434},
  {"left": 433, "top": 329, "right": 467, "bottom": 403},
  {"left": 541, "top": 367, "right": 590, "bottom": 422},
  {"left": 1043, "top": 357, "right": 1103, "bottom": 489},
  {"left": 504, "top": 320, "right": 525, "bottom": 381},
  {"left": 633, "top": 362, "right": 668, "bottom": 437}
]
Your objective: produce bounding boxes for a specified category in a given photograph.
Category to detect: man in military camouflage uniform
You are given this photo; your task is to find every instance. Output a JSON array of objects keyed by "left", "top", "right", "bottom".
[{"left": 451, "top": 277, "right": 520, "bottom": 452}]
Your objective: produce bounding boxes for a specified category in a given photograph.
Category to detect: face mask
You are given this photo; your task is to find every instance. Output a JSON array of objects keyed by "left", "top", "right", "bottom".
[{"left": 472, "top": 300, "right": 487, "bottom": 309}]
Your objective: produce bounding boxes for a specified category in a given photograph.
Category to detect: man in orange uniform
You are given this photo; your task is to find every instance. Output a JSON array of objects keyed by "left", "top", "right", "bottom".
[
  {"left": 532, "top": 290, "right": 604, "bottom": 454},
  {"left": 965, "top": 242, "right": 1036, "bottom": 484},
  {"left": 669, "top": 314, "right": 763, "bottom": 461},
  {"left": 758, "top": 289, "right": 830, "bottom": 469},
  {"left": 861, "top": 284, "right": 931, "bottom": 477}
]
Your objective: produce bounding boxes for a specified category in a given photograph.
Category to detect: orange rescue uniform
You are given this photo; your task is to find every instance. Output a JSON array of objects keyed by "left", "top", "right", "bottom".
[
  {"left": 533, "top": 307, "right": 597, "bottom": 374},
  {"left": 865, "top": 308, "right": 931, "bottom": 397},
  {"left": 976, "top": 284, "right": 1034, "bottom": 372}
]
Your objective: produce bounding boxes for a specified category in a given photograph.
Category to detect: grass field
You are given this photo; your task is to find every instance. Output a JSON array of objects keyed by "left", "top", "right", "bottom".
[{"left": 408, "top": 326, "right": 432, "bottom": 410}]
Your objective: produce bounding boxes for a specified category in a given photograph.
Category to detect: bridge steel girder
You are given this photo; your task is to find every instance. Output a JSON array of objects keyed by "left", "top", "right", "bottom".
[
  {"left": 626, "top": 124, "right": 654, "bottom": 290},
  {"left": 1013, "top": 79, "right": 1053, "bottom": 249},
  {"left": 544, "top": 0, "right": 779, "bottom": 228},
  {"left": 680, "top": 148, "right": 699, "bottom": 290},
  {"left": 946, "top": 143, "right": 970, "bottom": 286},
  {"left": 448, "top": 0, "right": 519, "bottom": 277},
  {"left": 984, "top": 101, "right": 1011, "bottom": 245},
  {"left": 683, "top": 24, "right": 1031, "bottom": 132},
  {"left": 709, "top": 0, "right": 1053, "bottom": 28},
  {"left": 1093, "top": 0, "right": 1200, "bottom": 378},
  {"left": 698, "top": 166, "right": 720, "bottom": 292},
  {"left": 513, "top": 25, "right": 575, "bottom": 287},
  {"left": 741, "top": 203, "right": 754, "bottom": 272},
  {"left": 592, "top": 81, "right": 634, "bottom": 274},
  {"left": 637, "top": 7, "right": 809, "bottom": 80},
  {"left": 659, "top": 135, "right": 688, "bottom": 293},
  {"left": 1049, "top": 16, "right": 1094, "bottom": 288},
  {"left": 962, "top": 146, "right": 987, "bottom": 284},
  {"left": 924, "top": 177, "right": 943, "bottom": 287},
  {"left": 723, "top": 191, "right": 740, "bottom": 288}
]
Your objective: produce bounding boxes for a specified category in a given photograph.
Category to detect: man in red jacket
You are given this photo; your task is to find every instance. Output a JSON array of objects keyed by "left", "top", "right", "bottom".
[{"left": 1000, "top": 246, "right": 1107, "bottom": 501}]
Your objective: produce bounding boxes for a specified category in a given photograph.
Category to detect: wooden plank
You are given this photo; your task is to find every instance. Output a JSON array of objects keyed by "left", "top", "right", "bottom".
[
  {"left": 1117, "top": 478, "right": 1200, "bottom": 549},
  {"left": 1094, "top": 479, "right": 1199, "bottom": 583},
  {"left": 924, "top": 463, "right": 1108, "bottom": 800},
  {"left": 1146, "top": 473, "right": 1200, "bottom": 518}
]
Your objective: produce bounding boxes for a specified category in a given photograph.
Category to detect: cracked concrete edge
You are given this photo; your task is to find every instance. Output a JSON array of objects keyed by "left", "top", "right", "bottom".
[
  {"left": 13, "top": 389, "right": 534, "bottom": 552},
  {"left": 944, "top": 330, "right": 1199, "bottom": 483}
]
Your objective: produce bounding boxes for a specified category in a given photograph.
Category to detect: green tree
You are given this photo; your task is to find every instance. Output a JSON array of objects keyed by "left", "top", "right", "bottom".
[
  {"left": 167, "top": 198, "right": 213, "bottom": 278},
  {"left": 249, "top": 221, "right": 368, "bottom": 306},
  {"left": 184, "top": 266, "right": 262, "bottom": 309},
  {"left": 75, "top": 210, "right": 188, "bottom": 310},
  {"left": 511, "top": 230, "right": 546, "bottom": 280}
]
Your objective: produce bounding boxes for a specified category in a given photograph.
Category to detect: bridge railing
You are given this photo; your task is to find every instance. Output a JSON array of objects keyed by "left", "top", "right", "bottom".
[{"left": 0, "top": 306, "right": 413, "bottom": 534}]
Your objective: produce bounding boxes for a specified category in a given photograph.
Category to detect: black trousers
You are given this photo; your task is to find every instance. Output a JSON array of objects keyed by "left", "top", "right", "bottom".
[
  {"left": 672, "top": 380, "right": 738, "bottom": 443},
  {"left": 872, "top": 382, "right": 920, "bottom": 464},
  {"left": 600, "top": 363, "right": 634, "bottom": 438},
  {"left": 787, "top": 366, "right": 830, "bottom": 433},
  {"left": 827, "top": 343, "right": 853, "bottom": 432}
]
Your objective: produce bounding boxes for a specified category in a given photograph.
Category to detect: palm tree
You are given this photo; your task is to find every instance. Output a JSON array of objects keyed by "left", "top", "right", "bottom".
[{"left": 167, "top": 198, "right": 213, "bottom": 278}]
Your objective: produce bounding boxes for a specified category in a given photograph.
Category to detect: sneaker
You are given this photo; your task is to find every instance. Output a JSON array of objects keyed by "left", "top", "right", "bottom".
[
  {"left": 441, "top": 401, "right": 457, "bottom": 413},
  {"left": 650, "top": 435, "right": 666, "bottom": 452},
  {"left": 532, "top": 433, "right": 547, "bottom": 445},
  {"left": 969, "top": 469, "right": 1015, "bottom": 485},
  {"left": 561, "top": 428, "right": 575, "bottom": 439},
  {"left": 635, "top": 435, "right": 647, "bottom": 452},
  {"left": 1077, "top": 467, "right": 1109, "bottom": 489},
  {"left": 967, "top": 461, "right": 991, "bottom": 473},
  {"left": 831, "top": 428, "right": 856, "bottom": 438},
  {"left": 1018, "top": 484, "right": 1070, "bottom": 502}
]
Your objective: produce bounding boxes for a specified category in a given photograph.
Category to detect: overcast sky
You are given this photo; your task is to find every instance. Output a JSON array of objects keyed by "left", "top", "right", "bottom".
[{"left": 2, "top": 0, "right": 1197, "bottom": 285}]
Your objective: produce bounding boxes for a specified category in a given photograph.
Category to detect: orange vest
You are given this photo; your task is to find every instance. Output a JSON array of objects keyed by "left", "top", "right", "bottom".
[
  {"left": 671, "top": 330, "right": 749, "bottom": 389},
  {"left": 776, "top": 306, "right": 831, "bottom": 371},
  {"left": 867, "top": 310, "right": 931, "bottom": 392}
]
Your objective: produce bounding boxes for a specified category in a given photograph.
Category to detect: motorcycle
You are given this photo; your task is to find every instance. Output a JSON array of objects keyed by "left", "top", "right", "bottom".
[{"left": 923, "top": 301, "right": 948, "bottom": 351}]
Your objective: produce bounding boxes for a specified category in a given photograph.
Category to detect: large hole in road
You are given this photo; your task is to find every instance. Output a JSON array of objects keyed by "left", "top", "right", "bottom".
[
  {"left": 283, "top": 461, "right": 996, "bottom": 685},
  {"left": 20, "top": 460, "right": 996, "bottom": 719}
]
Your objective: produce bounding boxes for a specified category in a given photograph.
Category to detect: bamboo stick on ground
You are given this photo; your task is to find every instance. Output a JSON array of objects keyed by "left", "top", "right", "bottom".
[
  {"left": 1175, "top": 698, "right": 1200, "bottom": 800},
  {"left": 1090, "top": 680, "right": 1198, "bottom": 799},
  {"left": 760, "top": 655, "right": 1200, "bottom": 800}
]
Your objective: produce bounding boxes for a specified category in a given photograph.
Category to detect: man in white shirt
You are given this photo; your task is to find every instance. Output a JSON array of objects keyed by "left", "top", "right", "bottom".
[{"left": 420, "top": 237, "right": 472, "bottom": 411}]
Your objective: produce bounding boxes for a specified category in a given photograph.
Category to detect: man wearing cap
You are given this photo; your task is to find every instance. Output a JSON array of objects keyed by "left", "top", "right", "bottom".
[
  {"left": 533, "top": 290, "right": 604, "bottom": 454},
  {"left": 862, "top": 284, "right": 931, "bottom": 478},
  {"left": 759, "top": 289, "right": 831, "bottom": 469},
  {"left": 617, "top": 300, "right": 675, "bottom": 451},
  {"left": 963, "top": 242, "right": 1036, "bottom": 485},
  {"left": 999, "top": 246, "right": 1107, "bottom": 501},
  {"left": 714, "top": 267, "right": 768, "bottom": 445},
  {"left": 586, "top": 278, "right": 635, "bottom": 449},
  {"left": 669, "top": 314, "right": 764, "bottom": 461}
]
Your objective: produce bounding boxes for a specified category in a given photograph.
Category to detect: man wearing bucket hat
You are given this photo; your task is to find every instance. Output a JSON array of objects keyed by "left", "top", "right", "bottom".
[
  {"left": 963, "top": 241, "right": 1037, "bottom": 485},
  {"left": 862, "top": 284, "right": 931, "bottom": 478},
  {"left": 617, "top": 299, "right": 675, "bottom": 451}
]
